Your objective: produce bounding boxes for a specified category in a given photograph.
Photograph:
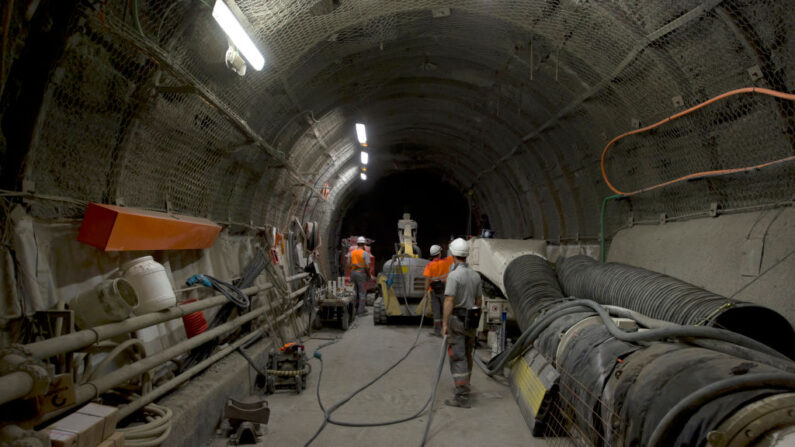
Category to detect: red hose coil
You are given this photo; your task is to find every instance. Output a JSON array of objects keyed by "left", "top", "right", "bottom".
[{"left": 181, "top": 298, "right": 208, "bottom": 338}]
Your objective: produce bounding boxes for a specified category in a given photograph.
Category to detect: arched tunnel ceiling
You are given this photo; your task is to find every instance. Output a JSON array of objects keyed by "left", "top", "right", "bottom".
[{"left": 5, "top": 0, "right": 794, "bottom": 271}]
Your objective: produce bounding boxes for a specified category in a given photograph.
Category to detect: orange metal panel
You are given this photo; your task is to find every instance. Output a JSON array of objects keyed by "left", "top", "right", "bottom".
[{"left": 78, "top": 203, "right": 222, "bottom": 251}]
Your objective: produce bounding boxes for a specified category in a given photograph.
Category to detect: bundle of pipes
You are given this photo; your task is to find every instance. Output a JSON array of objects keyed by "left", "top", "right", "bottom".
[
  {"left": 496, "top": 254, "right": 795, "bottom": 447},
  {"left": 556, "top": 255, "right": 795, "bottom": 359}
]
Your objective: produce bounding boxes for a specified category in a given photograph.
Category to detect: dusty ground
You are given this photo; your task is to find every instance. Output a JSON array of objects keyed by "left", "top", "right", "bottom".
[{"left": 210, "top": 313, "right": 539, "bottom": 446}]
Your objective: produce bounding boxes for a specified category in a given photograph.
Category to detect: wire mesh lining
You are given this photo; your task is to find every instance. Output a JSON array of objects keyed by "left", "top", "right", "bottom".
[
  {"left": 10, "top": 0, "right": 795, "bottom": 240},
  {"left": 541, "top": 364, "right": 623, "bottom": 447}
]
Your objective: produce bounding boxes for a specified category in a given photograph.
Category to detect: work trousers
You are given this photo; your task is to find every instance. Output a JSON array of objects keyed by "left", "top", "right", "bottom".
[
  {"left": 429, "top": 283, "right": 444, "bottom": 334},
  {"left": 447, "top": 314, "right": 475, "bottom": 402},
  {"left": 350, "top": 270, "right": 368, "bottom": 315}
]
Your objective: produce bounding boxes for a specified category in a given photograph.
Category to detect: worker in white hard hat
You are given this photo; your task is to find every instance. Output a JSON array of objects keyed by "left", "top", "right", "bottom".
[
  {"left": 423, "top": 244, "right": 454, "bottom": 337},
  {"left": 442, "top": 237, "right": 482, "bottom": 408},
  {"left": 347, "top": 236, "right": 371, "bottom": 316}
]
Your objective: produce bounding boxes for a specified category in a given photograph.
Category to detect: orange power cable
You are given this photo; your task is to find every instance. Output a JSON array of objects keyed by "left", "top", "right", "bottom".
[{"left": 600, "top": 87, "right": 795, "bottom": 196}]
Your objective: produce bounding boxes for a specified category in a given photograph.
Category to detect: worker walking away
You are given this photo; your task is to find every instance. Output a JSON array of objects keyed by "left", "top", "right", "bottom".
[
  {"left": 442, "top": 238, "right": 482, "bottom": 408},
  {"left": 347, "top": 236, "right": 371, "bottom": 317},
  {"left": 423, "top": 244, "right": 453, "bottom": 337}
]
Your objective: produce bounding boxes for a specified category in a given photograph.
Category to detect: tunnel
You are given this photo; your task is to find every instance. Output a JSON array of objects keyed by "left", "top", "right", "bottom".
[{"left": 0, "top": 1, "right": 794, "bottom": 446}]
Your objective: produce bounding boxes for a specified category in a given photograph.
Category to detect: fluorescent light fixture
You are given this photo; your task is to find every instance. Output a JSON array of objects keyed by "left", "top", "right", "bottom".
[
  {"left": 212, "top": 0, "right": 265, "bottom": 71},
  {"left": 360, "top": 172, "right": 367, "bottom": 180},
  {"left": 355, "top": 123, "right": 367, "bottom": 146},
  {"left": 360, "top": 151, "right": 369, "bottom": 165}
]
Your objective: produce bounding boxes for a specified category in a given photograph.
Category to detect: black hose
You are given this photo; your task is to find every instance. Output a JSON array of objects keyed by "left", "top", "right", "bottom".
[
  {"left": 182, "top": 250, "right": 269, "bottom": 370},
  {"left": 647, "top": 373, "right": 795, "bottom": 447},
  {"left": 419, "top": 335, "right": 447, "bottom": 447},
  {"left": 557, "top": 256, "right": 795, "bottom": 358},
  {"left": 566, "top": 299, "right": 788, "bottom": 360},
  {"left": 204, "top": 275, "right": 250, "bottom": 308},
  {"left": 304, "top": 299, "right": 439, "bottom": 446},
  {"left": 480, "top": 298, "right": 791, "bottom": 377},
  {"left": 502, "top": 255, "right": 564, "bottom": 332}
]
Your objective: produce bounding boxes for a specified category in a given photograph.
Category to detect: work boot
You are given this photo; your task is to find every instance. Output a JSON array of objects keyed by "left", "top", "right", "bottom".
[
  {"left": 358, "top": 309, "right": 369, "bottom": 316},
  {"left": 428, "top": 331, "right": 442, "bottom": 338},
  {"left": 444, "top": 397, "right": 471, "bottom": 409}
]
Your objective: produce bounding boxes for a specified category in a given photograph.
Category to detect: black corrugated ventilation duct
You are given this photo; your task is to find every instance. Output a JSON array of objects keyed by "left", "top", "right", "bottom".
[
  {"left": 557, "top": 255, "right": 795, "bottom": 359},
  {"left": 502, "top": 254, "right": 565, "bottom": 332}
]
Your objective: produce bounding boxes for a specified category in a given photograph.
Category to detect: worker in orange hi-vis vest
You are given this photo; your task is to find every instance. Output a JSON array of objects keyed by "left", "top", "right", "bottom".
[
  {"left": 347, "top": 236, "right": 372, "bottom": 316},
  {"left": 423, "top": 244, "right": 454, "bottom": 337}
]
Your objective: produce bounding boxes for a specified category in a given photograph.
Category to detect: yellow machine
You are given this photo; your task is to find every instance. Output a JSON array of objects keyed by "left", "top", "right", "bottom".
[{"left": 372, "top": 214, "right": 433, "bottom": 324}]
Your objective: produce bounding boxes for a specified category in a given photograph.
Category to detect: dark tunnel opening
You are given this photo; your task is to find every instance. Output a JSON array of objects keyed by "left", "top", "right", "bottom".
[{"left": 337, "top": 169, "right": 471, "bottom": 273}]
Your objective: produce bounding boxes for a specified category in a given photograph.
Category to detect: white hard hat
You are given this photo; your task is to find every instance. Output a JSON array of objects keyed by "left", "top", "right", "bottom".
[
  {"left": 357, "top": 236, "right": 366, "bottom": 244},
  {"left": 429, "top": 245, "right": 441, "bottom": 257},
  {"left": 449, "top": 238, "right": 469, "bottom": 257}
]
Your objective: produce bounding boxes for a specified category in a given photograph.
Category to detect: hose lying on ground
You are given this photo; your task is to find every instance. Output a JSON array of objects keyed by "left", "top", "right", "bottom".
[{"left": 304, "top": 298, "right": 447, "bottom": 446}]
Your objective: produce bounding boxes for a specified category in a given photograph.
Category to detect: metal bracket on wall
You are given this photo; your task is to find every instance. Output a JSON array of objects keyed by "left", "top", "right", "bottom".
[
  {"left": 671, "top": 95, "right": 684, "bottom": 108},
  {"left": 659, "top": 213, "right": 667, "bottom": 224},
  {"left": 627, "top": 212, "right": 634, "bottom": 228},
  {"left": 709, "top": 202, "right": 719, "bottom": 217},
  {"left": 747, "top": 65, "right": 763, "bottom": 82},
  {"left": 22, "top": 180, "right": 35, "bottom": 193}
]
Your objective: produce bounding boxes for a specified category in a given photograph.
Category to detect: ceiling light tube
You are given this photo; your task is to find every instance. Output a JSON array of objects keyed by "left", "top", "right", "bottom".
[
  {"left": 355, "top": 123, "right": 367, "bottom": 146},
  {"left": 360, "top": 172, "right": 367, "bottom": 180},
  {"left": 212, "top": 0, "right": 265, "bottom": 71},
  {"left": 360, "top": 151, "right": 369, "bottom": 165}
]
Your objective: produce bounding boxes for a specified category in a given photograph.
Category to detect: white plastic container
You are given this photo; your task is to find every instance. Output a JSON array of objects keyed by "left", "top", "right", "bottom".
[
  {"left": 70, "top": 278, "right": 139, "bottom": 329},
  {"left": 122, "top": 256, "right": 176, "bottom": 314}
]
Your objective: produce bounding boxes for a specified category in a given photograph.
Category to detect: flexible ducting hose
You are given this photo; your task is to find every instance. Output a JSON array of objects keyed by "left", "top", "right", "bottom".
[
  {"left": 480, "top": 297, "right": 791, "bottom": 378},
  {"left": 557, "top": 255, "right": 795, "bottom": 358},
  {"left": 502, "top": 254, "right": 564, "bottom": 332}
]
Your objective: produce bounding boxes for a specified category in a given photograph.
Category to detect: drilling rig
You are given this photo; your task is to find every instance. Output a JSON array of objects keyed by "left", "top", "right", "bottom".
[{"left": 372, "top": 214, "right": 433, "bottom": 324}]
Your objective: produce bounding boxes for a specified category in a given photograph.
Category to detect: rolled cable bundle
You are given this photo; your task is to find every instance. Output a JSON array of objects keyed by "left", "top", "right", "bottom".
[
  {"left": 117, "top": 396, "right": 173, "bottom": 447},
  {"left": 182, "top": 250, "right": 269, "bottom": 370},
  {"left": 185, "top": 274, "right": 249, "bottom": 308}
]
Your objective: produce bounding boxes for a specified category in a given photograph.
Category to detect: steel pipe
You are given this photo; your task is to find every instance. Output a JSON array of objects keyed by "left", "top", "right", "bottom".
[
  {"left": 0, "top": 371, "right": 34, "bottom": 404},
  {"left": 23, "top": 285, "right": 269, "bottom": 360},
  {"left": 286, "top": 272, "right": 310, "bottom": 282},
  {"left": 289, "top": 285, "right": 310, "bottom": 299},
  {"left": 0, "top": 285, "right": 272, "bottom": 407},
  {"left": 41, "top": 300, "right": 304, "bottom": 423},
  {"left": 117, "top": 327, "right": 267, "bottom": 420}
]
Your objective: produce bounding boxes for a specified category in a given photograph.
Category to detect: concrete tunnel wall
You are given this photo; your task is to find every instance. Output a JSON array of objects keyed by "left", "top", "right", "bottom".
[{"left": 1, "top": 1, "right": 794, "bottom": 317}]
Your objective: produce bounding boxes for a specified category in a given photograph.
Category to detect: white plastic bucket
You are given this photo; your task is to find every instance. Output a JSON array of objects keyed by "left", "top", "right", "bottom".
[
  {"left": 70, "top": 278, "right": 139, "bottom": 329},
  {"left": 122, "top": 256, "right": 176, "bottom": 314}
]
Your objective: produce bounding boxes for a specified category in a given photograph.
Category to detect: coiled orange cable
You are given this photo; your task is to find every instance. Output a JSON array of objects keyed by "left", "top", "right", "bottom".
[{"left": 601, "top": 87, "right": 795, "bottom": 196}]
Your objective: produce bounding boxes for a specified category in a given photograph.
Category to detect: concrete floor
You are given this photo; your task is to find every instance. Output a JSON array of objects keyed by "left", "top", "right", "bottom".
[{"left": 211, "top": 314, "right": 536, "bottom": 446}]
